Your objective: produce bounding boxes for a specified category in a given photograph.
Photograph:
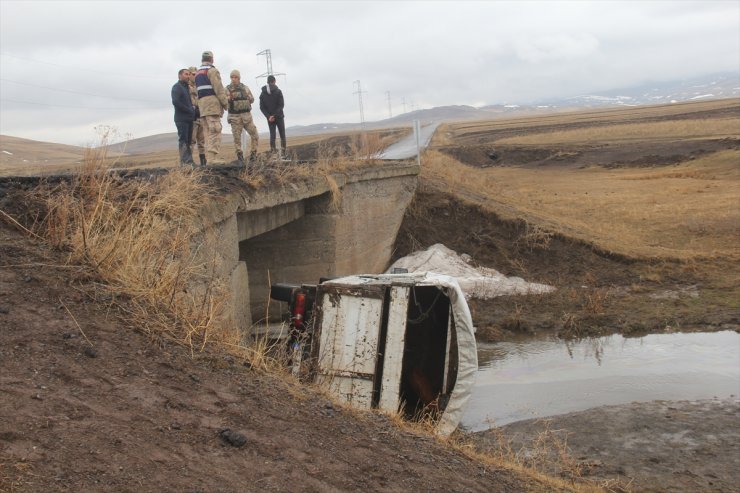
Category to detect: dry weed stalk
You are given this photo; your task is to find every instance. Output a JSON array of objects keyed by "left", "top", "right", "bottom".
[
  {"left": 25, "top": 137, "right": 247, "bottom": 354},
  {"left": 518, "top": 222, "right": 554, "bottom": 252},
  {"left": 583, "top": 288, "right": 609, "bottom": 314}
]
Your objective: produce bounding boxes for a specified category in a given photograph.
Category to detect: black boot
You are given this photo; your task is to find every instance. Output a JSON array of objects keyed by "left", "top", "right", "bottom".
[
  {"left": 178, "top": 143, "right": 188, "bottom": 166},
  {"left": 184, "top": 145, "right": 195, "bottom": 166},
  {"left": 236, "top": 150, "right": 245, "bottom": 165},
  {"left": 249, "top": 150, "right": 257, "bottom": 162},
  {"left": 199, "top": 153, "right": 206, "bottom": 166}
]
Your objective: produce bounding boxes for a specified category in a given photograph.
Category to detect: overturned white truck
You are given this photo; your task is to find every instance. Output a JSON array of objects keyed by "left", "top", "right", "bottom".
[{"left": 272, "top": 272, "right": 477, "bottom": 436}]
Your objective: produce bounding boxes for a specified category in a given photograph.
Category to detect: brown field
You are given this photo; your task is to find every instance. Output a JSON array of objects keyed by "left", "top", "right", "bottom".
[{"left": 425, "top": 98, "right": 739, "bottom": 260}]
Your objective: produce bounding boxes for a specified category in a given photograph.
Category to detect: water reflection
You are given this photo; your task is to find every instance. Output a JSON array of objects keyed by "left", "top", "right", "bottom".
[{"left": 462, "top": 331, "right": 740, "bottom": 431}]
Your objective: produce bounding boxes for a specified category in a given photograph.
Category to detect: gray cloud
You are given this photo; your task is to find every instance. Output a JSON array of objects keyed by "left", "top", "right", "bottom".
[{"left": 1, "top": 0, "right": 738, "bottom": 145}]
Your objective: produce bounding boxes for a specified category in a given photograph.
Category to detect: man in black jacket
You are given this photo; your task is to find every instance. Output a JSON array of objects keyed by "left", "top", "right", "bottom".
[
  {"left": 171, "top": 68, "right": 196, "bottom": 166},
  {"left": 259, "top": 75, "right": 286, "bottom": 155}
]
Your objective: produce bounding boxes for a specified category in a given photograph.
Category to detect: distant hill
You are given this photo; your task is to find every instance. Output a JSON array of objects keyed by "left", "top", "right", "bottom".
[
  {"left": 0, "top": 135, "right": 85, "bottom": 160},
  {"left": 0, "top": 135, "right": 87, "bottom": 175},
  {"left": 103, "top": 133, "right": 233, "bottom": 156},
  {"left": 3, "top": 72, "right": 738, "bottom": 159},
  {"left": 522, "top": 72, "right": 740, "bottom": 109}
]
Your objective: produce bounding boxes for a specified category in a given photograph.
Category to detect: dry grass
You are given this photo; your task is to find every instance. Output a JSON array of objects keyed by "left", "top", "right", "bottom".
[
  {"left": 421, "top": 149, "right": 739, "bottom": 260},
  {"left": 384, "top": 411, "right": 610, "bottom": 492},
  {"left": 445, "top": 422, "right": 632, "bottom": 492},
  {"left": 2, "top": 130, "right": 265, "bottom": 366},
  {"left": 26, "top": 146, "right": 235, "bottom": 352},
  {"left": 495, "top": 117, "right": 740, "bottom": 145},
  {"left": 440, "top": 98, "right": 740, "bottom": 146}
]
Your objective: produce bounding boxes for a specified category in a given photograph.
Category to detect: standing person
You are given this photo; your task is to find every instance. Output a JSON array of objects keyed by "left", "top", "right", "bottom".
[
  {"left": 187, "top": 66, "right": 206, "bottom": 166},
  {"left": 226, "top": 69, "right": 259, "bottom": 164},
  {"left": 194, "top": 51, "right": 228, "bottom": 165},
  {"left": 171, "top": 68, "right": 195, "bottom": 166},
  {"left": 259, "top": 75, "right": 286, "bottom": 155}
]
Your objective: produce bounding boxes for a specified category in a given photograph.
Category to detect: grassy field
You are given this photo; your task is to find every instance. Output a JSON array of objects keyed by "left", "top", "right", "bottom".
[
  {"left": 426, "top": 99, "right": 740, "bottom": 261},
  {"left": 434, "top": 98, "right": 740, "bottom": 146},
  {"left": 421, "top": 148, "right": 738, "bottom": 259}
]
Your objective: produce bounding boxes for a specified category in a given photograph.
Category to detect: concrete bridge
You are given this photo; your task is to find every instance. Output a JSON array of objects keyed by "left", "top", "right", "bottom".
[{"left": 193, "top": 162, "right": 420, "bottom": 334}]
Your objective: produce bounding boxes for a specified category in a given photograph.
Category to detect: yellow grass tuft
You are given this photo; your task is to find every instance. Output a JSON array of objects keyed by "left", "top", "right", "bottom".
[
  {"left": 20, "top": 138, "right": 244, "bottom": 355},
  {"left": 421, "top": 148, "right": 739, "bottom": 260},
  {"left": 494, "top": 117, "right": 740, "bottom": 145}
]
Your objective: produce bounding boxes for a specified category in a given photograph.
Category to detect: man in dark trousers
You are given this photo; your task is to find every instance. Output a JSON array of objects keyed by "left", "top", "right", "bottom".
[
  {"left": 259, "top": 75, "right": 286, "bottom": 155},
  {"left": 171, "top": 68, "right": 196, "bottom": 166}
]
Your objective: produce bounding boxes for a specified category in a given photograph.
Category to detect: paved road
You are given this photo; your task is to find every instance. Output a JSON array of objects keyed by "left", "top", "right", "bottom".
[{"left": 376, "top": 122, "right": 440, "bottom": 160}]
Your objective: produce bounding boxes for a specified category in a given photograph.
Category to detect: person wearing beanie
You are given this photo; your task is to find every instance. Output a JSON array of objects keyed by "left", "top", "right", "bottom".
[
  {"left": 193, "top": 51, "right": 228, "bottom": 165},
  {"left": 259, "top": 74, "right": 286, "bottom": 155},
  {"left": 225, "top": 69, "right": 259, "bottom": 164}
]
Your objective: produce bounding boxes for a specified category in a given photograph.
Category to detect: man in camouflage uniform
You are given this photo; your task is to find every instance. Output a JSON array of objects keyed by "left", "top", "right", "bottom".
[
  {"left": 225, "top": 69, "right": 259, "bottom": 164},
  {"left": 187, "top": 66, "right": 206, "bottom": 166},
  {"left": 194, "top": 51, "right": 228, "bottom": 165}
]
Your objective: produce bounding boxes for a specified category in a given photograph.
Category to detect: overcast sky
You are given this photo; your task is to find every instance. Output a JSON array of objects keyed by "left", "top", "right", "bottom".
[{"left": 1, "top": 0, "right": 738, "bottom": 146}]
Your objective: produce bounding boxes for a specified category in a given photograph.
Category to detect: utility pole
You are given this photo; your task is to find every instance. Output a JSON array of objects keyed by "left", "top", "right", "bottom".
[
  {"left": 353, "top": 80, "right": 367, "bottom": 129},
  {"left": 256, "top": 49, "right": 286, "bottom": 82},
  {"left": 401, "top": 97, "right": 407, "bottom": 114},
  {"left": 386, "top": 91, "right": 392, "bottom": 118}
]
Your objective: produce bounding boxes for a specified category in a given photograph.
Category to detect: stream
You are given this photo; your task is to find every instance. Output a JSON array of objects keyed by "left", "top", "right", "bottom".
[{"left": 461, "top": 330, "right": 740, "bottom": 431}]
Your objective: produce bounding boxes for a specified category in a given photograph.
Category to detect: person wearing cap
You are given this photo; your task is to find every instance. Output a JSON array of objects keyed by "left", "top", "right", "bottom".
[
  {"left": 187, "top": 66, "right": 206, "bottom": 166},
  {"left": 225, "top": 69, "right": 259, "bottom": 164},
  {"left": 194, "top": 51, "right": 228, "bottom": 165},
  {"left": 259, "top": 75, "right": 286, "bottom": 155},
  {"left": 171, "top": 68, "right": 196, "bottom": 166}
]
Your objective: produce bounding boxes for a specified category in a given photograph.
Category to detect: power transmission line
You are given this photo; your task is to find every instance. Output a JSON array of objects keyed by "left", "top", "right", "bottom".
[
  {"left": 353, "top": 80, "right": 367, "bottom": 128},
  {"left": 0, "top": 98, "right": 157, "bottom": 111},
  {"left": 0, "top": 78, "right": 160, "bottom": 105},
  {"left": 255, "top": 49, "right": 286, "bottom": 82},
  {"left": 0, "top": 52, "right": 170, "bottom": 80}
]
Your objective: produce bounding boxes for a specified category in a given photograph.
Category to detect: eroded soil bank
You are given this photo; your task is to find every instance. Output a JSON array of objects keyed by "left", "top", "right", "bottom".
[{"left": 392, "top": 187, "right": 739, "bottom": 341}]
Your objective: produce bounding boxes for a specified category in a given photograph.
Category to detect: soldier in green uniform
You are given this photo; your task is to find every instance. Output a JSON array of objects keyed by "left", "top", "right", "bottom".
[{"left": 225, "top": 70, "right": 259, "bottom": 164}]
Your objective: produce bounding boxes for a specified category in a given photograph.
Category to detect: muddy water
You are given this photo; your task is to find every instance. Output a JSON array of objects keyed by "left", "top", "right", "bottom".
[{"left": 461, "top": 331, "right": 740, "bottom": 431}]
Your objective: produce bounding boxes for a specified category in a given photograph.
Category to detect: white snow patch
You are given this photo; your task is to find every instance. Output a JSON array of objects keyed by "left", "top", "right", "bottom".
[
  {"left": 690, "top": 94, "right": 714, "bottom": 100},
  {"left": 387, "top": 244, "right": 555, "bottom": 300},
  {"left": 1, "top": 150, "right": 12, "bottom": 155}
]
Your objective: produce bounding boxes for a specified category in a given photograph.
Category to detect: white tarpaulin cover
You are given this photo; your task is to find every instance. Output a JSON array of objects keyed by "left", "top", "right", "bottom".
[
  {"left": 387, "top": 243, "right": 555, "bottom": 299},
  {"left": 321, "top": 272, "right": 477, "bottom": 436}
]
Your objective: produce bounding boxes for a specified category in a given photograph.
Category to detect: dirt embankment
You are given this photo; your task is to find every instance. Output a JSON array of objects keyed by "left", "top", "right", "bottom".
[
  {"left": 436, "top": 137, "right": 740, "bottom": 170},
  {"left": 392, "top": 187, "right": 739, "bottom": 342},
  {"left": 0, "top": 223, "right": 563, "bottom": 493}
]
